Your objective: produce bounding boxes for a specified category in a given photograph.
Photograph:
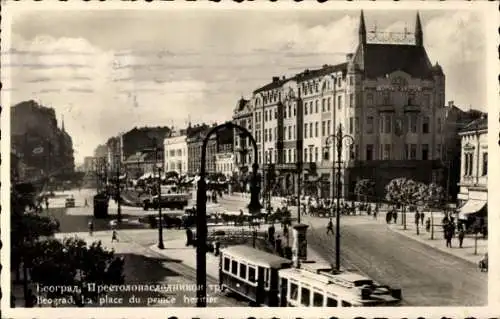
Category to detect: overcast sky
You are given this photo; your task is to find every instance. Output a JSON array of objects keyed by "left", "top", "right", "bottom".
[{"left": 3, "top": 9, "right": 487, "bottom": 163}]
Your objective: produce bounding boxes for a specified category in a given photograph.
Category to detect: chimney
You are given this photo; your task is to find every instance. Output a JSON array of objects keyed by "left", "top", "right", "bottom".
[
  {"left": 292, "top": 223, "right": 309, "bottom": 268},
  {"left": 448, "top": 101, "right": 454, "bottom": 108},
  {"left": 272, "top": 76, "right": 280, "bottom": 82}
]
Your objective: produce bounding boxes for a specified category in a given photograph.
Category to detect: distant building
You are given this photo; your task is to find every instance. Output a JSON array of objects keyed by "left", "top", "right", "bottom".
[
  {"left": 11, "top": 100, "right": 75, "bottom": 181},
  {"left": 457, "top": 116, "right": 487, "bottom": 225},
  {"left": 120, "top": 126, "right": 171, "bottom": 162},
  {"left": 215, "top": 152, "right": 235, "bottom": 178},
  {"left": 186, "top": 123, "right": 233, "bottom": 176},
  {"left": 164, "top": 133, "right": 188, "bottom": 174},
  {"left": 232, "top": 98, "right": 254, "bottom": 174}
]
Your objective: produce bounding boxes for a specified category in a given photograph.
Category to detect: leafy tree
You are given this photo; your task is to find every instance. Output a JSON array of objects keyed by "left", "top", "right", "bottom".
[
  {"left": 11, "top": 187, "right": 60, "bottom": 306},
  {"left": 385, "top": 178, "right": 424, "bottom": 229},
  {"left": 29, "top": 237, "right": 124, "bottom": 307},
  {"left": 354, "top": 179, "right": 376, "bottom": 202},
  {"left": 424, "top": 183, "right": 445, "bottom": 209}
]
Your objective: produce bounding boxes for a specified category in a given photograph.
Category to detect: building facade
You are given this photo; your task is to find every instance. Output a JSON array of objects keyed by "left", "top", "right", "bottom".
[
  {"left": 236, "top": 11, "right": 448, "bottom": 199},
  {"left": 457, "top": 117, "right": 487, "bottom": 221},
  {"left": 232, "top": 98, "right": 254, "bottom": 174},
  {"left": 164, "top": 134, "right": 188, "bottom": 174},
  {"left": 11, "top": 100, "right": 75, "bottom": 181},
  {"left": 215, "top": 152, "right": 235, "bottom": 178},
  {"left": 187, "top": 124, "right": 234, "bottom": 176},
  {"left": 119, "top": 126, "right": 171, "bottom": 162},
  {"left": 441, "top": 102, "right": 486, "bottom": 200}
]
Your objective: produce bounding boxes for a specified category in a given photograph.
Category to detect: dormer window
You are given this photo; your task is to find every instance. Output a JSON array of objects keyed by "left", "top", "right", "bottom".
[{"left": 408, "top": 92, "right": 415, "bottom": 106}]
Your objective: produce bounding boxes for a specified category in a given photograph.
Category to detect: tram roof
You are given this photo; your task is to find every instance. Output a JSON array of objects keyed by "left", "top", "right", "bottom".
[
  {"left": 222, "top": 245, "right": 293, "bottom": 268},
  {"left": 279, "top": 268, "right": 398, "bottom": 304}
]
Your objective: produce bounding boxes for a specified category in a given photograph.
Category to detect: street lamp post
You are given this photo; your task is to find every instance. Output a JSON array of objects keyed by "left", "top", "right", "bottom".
[
  {"left": 156, "top": 147, "right": 165, "bottom": 250},
  {"left": 142, "top": 146, "right": 165, "bottom": 250},
  {"left": 324, "top": 125, "right": 354, "bottom": 272},
  {"left": 115, "top": 155, "right": 122, "bottom": 222},
  {"left": 196, "top": 121, "right": 261, "bottom": 307}
]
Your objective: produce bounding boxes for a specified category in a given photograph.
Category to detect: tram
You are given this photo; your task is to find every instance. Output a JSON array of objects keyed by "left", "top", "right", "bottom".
[
  {"left": 278, "top": 263, "right": 402, "bottom": 307},
  {"left": 219, "top": 245, "right": 293, "bottom": 306},
  {"left": 219, "top": 245, "right": 402, "bottom": 307}
]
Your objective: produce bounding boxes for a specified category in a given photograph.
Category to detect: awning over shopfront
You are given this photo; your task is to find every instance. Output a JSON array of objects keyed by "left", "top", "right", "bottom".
[{"left": 458, "top": 199, "right": 486, "bottom": 220}]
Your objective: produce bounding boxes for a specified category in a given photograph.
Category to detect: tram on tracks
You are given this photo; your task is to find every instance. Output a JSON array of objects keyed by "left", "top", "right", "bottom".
[
  {"left": 219, "top": 245, "right": 293, "bottom": 306},
  {"left": 219, "top": 245, "right": 402, "bottom": 307},
  {"left": 278, "top": 263, "right": 402, "bottom": 307}
]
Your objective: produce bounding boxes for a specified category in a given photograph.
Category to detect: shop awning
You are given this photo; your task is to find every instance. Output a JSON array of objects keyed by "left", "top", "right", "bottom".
[{"left": 458, "top": 199, "right": 486, "bottom": 220}]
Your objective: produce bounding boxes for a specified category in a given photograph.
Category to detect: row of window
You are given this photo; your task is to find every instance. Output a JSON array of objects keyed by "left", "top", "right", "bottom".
[
  {"left": 165, "top": 161, "right": 185, "bottom": 171},
  {"left": 258, "top": 143, "right": 441, "bottom": 164},
  {"left": 286, "top": 280, "right": 352, "bottom": 307},
  {"left": 166, "top": 149, "right": 185, "bottom": 157},
  {"left": 222, "top": 256, "right": 270, "bottom": 288},
  {"left": 463, "top": 152, "right": 488, "bottom": 177},
  {"left": 216, "top": 163, "right": 234, "bottom": 173}
]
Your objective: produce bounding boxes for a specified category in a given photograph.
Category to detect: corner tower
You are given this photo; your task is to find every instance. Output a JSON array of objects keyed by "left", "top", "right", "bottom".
[
  {"left": 415, "top": 12, "right": 423, "bottom": 47},
  {"left": 359, "top": 10, "right": 366, "bottom": 45}
]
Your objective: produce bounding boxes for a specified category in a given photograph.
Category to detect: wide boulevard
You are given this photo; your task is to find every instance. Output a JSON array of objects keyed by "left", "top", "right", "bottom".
[{"left": 48, "top": 188, "right": 487, "bottom": 307}]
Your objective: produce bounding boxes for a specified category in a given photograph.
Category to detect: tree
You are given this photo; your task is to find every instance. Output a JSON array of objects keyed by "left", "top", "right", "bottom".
[
  {"left": 423, "top": 183, "right": 444, "bottom": 239},
  {"left": 29, "top": 237, "right": 124, "bottom": 307},
  {"left": 11, "top": 187, "right": 60, "bottom": 306},
  {"left": 354, "top": 179, "right": 376, "bottom": 202},
  {"left": 385, "top": 178, "right": 423, "bottom": 230}
]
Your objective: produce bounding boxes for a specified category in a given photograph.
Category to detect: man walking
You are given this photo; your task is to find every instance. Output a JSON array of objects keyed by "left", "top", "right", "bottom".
[
  {"left": 458, "top": 228, "right": 465, "bottom": 248},
  {"left": 326, "top": 220, "right": 334, "bottom": 235}
]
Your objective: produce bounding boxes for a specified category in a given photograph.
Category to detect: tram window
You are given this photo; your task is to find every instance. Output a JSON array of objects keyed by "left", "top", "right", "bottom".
[
  {"left": 327, "top": 297, "right": 338, "bottom": 307},
  {"left": 248, "top": 267, "right": 256, "bottom": 283},
  {"left": 231, "top": 260, "right": 238, "bottom": 275},
  {"left": 240, "top": 264, "right": 247, "bottom": 280},
  {"left": 290, "top": 283, "right": 299, "bottom": 301},
  {"left": 313, "top": 292, "right": 324, "bottom": 307},
  {"left": 223, "top": 258, "right": 230, "bottom": 271},
  {"left": 341, "top": 301, "right": 352, "bottom": 307},
  {"left": 300, "top": 287, "right": 310, "bottom": 306}
]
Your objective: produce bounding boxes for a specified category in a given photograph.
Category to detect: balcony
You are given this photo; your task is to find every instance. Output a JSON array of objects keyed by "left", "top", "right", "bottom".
[{"left": 403, "top": 104, "right": 420, "bottom": 113}]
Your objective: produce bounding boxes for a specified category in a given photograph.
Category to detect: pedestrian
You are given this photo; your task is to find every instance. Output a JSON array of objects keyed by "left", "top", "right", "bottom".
[
  {"left": 458, "top": 228, "right": 465, "bottom": 248},
  {"left": 84, "top": 198, "right": 88, "bottom": 207},
  {"left": 425, "top": 218, "right": 431, "bottom": 232},
  {"left": 374, "top": 206, "right": 378, "bottom": 220},
  {"left": 186, "top": 228, "right": 193, "bottom": 246},
  {"left": 386, "top": 211, "right": 392, "bottom": 224},
  {"left": 326, "top": 220, "right": 334, "bottom": 235},
  {"left": 414, "top": 211, "right": 420, "bottom": 226},
  {"left": 88, "top": 219, "right": 94, "bottom": 236},
  {"left": 393, "top": 209, "right": 398, "bottom": 224},
  {"left": 420, "top": 212, "right": 425, "bottom": 225},
  {"left": 275, "top": 235, "right": 282, "bottom": 256},
  {"left": 111, "top": 229, "right": 119, "bottom": 242},
  {"left": 45, "top": 198, "right": 49, "bottom": 210}
]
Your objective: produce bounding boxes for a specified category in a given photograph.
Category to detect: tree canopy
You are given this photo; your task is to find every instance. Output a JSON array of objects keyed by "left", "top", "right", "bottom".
[
  {"left": 354, "top": 179, "right": 376, "bottom": 199},
  {"left": 385, "top": 178, "right": 427, "bottom": 206},
  {"left": 29, "top": 237, "right": 124, "bottom": 306}
]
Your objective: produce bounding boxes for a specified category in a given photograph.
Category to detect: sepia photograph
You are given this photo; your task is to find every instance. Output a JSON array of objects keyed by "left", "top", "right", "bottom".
[{"left": 1, "top": 1, "right": 498, "bottom": 318}]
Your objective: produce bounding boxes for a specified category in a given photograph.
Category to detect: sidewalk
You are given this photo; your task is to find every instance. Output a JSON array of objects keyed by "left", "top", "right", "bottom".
[{"left": 363, "top": 211, "right": 487, "bottom": 265}]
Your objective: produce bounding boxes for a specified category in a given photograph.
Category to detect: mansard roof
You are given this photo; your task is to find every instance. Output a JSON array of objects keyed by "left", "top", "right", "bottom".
[
  {"left": 354, "top": 43, "right": 434, "bottom": 79},
  {"left": 293, "top": 63, "right": 348, "bottom": 82}
]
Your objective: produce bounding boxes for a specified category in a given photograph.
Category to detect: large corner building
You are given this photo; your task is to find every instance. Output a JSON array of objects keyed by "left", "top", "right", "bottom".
[{"left": 233, "top": 11, "right": 449, "bottom": 199}]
